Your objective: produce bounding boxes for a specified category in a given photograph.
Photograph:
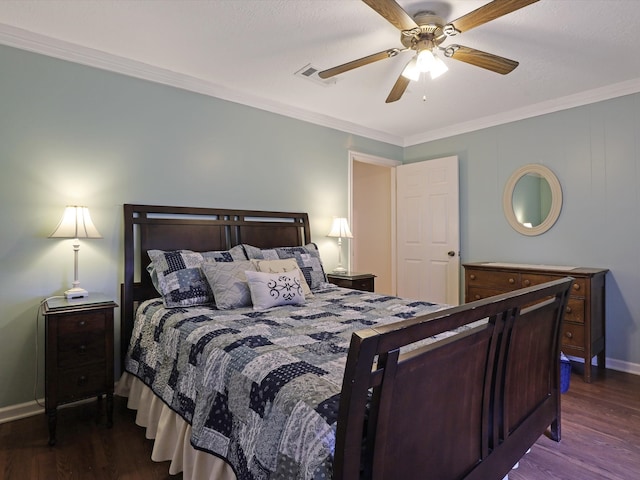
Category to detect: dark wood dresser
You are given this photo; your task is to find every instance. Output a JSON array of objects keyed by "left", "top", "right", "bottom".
[
  {"left": 43, "top": 294, "right": 117, "bottom": 445},
  {"left": 463, "top": 262, "right": 608, "bottom": 382}
]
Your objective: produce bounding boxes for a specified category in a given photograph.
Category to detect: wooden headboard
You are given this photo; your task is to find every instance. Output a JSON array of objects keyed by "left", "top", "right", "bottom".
[{"left": 121, "top": 204, "right": 311, "bottom": 369}]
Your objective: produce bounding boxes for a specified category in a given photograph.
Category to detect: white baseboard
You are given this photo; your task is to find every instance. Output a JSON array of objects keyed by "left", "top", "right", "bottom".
[
  {"left": 1, "top": 360, "right": 638, "bottom": 425},
  {"left": 0, "top": 398, "right": 44, "bottom": 424},
  {"left": 565, "top": 355, "right": 640, "bottom": 376},
  {"left": 0, "top": 396, "right": 100, "bottom": 425}
]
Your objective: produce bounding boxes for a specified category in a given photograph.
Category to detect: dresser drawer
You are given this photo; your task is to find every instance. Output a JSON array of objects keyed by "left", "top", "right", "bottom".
[
  {"left": 467, "top": 286, "right": 505, "bottom": 302},
  {"left": 561, "top": 323, "right": 585, "bottom": 350},
  {"left": 466, "top": 270, "right": 520, "bottom": 290},
  {"left": 57, "top": 363, "right": 107, "bottom": 401},
  {"left": 564, "top": 297, "right": 585, "bottom": 324}
]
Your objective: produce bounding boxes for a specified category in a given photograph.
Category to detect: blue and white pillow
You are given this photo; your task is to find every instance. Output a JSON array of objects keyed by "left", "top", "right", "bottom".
[
  {"left": 147, "top": 245, "right": 247, "bottom": 308},
  {"left": 243, "top": 243, "right": 327, "bottom": 291}
]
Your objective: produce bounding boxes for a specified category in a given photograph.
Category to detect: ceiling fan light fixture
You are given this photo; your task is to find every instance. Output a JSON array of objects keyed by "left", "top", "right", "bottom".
[
  {"left": 430, "top": 54, "right": 448, "bottom": 79},
  {"left": 416, "top": 49, "right": 435, "bottom": 72},
  {"left": 401, "top": 57, "right": 420, "bottom": 81}
]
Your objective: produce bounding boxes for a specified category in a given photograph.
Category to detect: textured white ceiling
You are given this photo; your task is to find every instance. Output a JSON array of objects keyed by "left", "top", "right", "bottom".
[{"left": 1, "top": 0, "right": 640, "bottom": 146}]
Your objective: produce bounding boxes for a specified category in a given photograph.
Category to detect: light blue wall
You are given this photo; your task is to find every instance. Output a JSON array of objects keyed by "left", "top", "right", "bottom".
[
  {"left": 404, "top": 96, "right": 640, "bottom": 370},
  {"left": 3, "top": 41, "right": 639, "bottom": 411},
  {"left": 0, "top": 45, "right": 402, "bottom": 408}
]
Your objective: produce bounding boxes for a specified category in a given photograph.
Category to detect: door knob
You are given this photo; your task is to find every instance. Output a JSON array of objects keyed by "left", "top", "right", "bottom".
[{"left": 447, "top": 251, "right": 455, "bottom": 257}]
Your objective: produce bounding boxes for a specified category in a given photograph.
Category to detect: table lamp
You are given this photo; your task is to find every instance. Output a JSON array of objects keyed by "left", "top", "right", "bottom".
[
  {"left": 49, "top": 205, "right": 102, "bottom": 299},
  {"left": 327, "top": 217, "right": 353, "bottom": 273}
]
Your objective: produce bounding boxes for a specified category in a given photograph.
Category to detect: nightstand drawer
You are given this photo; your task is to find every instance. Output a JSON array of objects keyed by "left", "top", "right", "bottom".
[
  {"left": 57, "top": 312, "right": 106, "bottom": 335},
  {"left": 58, "top": 332, "right": 105, "bottom": 368},
  {"left": 58, "top": 363, "right": 107, "bottom": 401},
  {"left": 327, "top": 273, "right": 375, "bottom": 292}
]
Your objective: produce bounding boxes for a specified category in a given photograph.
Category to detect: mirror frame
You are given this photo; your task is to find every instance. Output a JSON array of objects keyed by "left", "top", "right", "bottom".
[{"left": 503, "top": 164, "right": 562, "bottom": 236}]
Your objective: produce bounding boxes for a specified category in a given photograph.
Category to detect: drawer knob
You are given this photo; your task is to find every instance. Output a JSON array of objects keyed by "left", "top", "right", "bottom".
[
  {"left": 79, "top": 320, "right": 86, "bottom": 327},
  {"left": 470, "top": 274, "right": 476, "bottom": 280},
  {"left": 474, "top": 294, "right": 480, "bottom": 300},
  {"left": 79, "top": 345, "right": 87, "bottom": 354},
  {"left": 565, "top": 331, "right": 573, "bottom": 339},
  {"left": 523, "top": 279, "right": 530, "bottom": 287},
  {"left": 509, "top": 278, "right": 515, "bottom": 284},
  {"left": 573, "top": 284, "right": 580, "bottom": 291},
  {"left": 566, "top": 306, "right": 572, "bottom": 314},
  {"left": 78, "top": 375, "right": 88, "bottom": 386}
]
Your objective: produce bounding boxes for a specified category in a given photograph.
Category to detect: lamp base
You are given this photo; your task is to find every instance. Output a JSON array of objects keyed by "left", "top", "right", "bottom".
[
  {"left": 65, "top": 287, "right": 89, "bottom": 299},
  {"left": 332, "top": 266, "right": 348, "bottom": 273}
]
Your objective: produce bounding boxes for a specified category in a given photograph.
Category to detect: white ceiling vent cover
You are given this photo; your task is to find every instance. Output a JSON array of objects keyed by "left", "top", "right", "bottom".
[{"left": 294, "top": 64, "right": 336, "bottom": 86}]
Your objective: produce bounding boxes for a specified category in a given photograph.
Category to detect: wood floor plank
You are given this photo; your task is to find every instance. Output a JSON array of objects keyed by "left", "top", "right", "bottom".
[{"left": 0, "top": 366, "right": 638, "bottom": 479}]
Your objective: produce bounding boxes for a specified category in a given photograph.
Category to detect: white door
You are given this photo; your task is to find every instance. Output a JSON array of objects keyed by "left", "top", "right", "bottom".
[{"left": 396, "top": 156, "right": 460, "bottom": 305}]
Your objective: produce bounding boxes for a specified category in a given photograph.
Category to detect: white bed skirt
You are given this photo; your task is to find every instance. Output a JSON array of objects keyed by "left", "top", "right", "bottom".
[{"left": 115, "top": 372, "right": 237, "bottom": 480}]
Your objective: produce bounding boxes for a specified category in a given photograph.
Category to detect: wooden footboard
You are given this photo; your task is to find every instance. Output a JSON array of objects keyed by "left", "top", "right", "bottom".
[{"left": 334, "top": 277, "right": 573, "bottom": 480}]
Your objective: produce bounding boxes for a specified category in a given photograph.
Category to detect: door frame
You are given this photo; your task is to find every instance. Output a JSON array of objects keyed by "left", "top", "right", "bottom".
[{"left": 348, "top": 150, "right": 401, "bottom": 295}]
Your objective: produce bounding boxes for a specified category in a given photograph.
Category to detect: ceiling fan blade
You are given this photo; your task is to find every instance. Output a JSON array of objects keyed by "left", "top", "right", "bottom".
[
  {"left": 445, "top": 0, "right": 539, "bottom": 35},
  {"left": 385, "top": 74, "right": 410, "bottom": 103},
  {"left": 444, "top": 45, "right": 519, "bottom": 74},
  {"left": 362, "top": 0, "right": 418, "bottom": 32},
  {"left": 318, "top": 48, "right": 401, "bottom": 79}
]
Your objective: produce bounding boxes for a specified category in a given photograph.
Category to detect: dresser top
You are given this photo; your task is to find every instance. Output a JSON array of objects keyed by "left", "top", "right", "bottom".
[{"left": 463, "top": 262, "right": 608, "bottom": 276}]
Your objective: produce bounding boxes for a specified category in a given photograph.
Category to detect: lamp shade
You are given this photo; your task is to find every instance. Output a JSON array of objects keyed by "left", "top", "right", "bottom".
[
  {"left": 327, "top": 217, "right": 353, "bottom": 239},
  {"left": 49, "top": 206, "right": 102, "bottom": 239}
]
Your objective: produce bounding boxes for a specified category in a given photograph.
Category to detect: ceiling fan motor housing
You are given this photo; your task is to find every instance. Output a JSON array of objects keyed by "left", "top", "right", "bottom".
[{"left": 400, "top": 11, "right": 446, "bottom": 51}]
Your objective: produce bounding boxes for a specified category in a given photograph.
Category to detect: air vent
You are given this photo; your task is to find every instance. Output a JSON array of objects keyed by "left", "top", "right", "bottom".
[{"left": 294, "top": 64, "right": 336, "bottom": 86}]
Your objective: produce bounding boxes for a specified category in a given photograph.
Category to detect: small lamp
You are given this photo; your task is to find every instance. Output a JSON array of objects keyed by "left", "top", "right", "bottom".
[
  {"left": 49, "top": 205, "right": 102, "bottom": 299},
  {"left": 327, "top": 217, "right": 353, "bottom": 273}
]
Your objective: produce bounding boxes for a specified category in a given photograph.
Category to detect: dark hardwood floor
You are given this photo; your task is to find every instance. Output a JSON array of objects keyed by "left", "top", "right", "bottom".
[{"left": 0, "top": 366, "right": 638, "bottom": 479}]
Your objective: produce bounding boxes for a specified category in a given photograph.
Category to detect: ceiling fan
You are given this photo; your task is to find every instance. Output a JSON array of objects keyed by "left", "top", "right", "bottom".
[{"left": 318, "top": 0, "right": 539, "bottom": 103}]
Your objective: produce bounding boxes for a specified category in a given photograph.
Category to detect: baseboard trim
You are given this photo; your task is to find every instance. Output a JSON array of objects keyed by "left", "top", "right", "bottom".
[
  {"left": 0, "top": 396, "right": 102, "bottom": 425},
  {"left": 565, "top": 355, "right": 640, "bottom": 376},
  {"left": 0, "top": 398, "right": 44, "bottom": 424},
  {"left": 1, "top": 361, "right": 638, "bottom": 424}
]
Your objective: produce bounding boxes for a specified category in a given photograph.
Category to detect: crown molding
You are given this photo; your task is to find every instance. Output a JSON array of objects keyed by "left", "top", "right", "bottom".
[
  {"left": 0, "top": 23, "right": 404, "bottom": 147},
  {"left": 404, "top": 77, "right": 640, "bottom": 146},
  {"left": 2, "top": 23, "right": 640, "bottom": 149}
]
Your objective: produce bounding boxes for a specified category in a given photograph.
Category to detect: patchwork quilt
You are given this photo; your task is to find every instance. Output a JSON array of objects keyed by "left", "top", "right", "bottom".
[{"left": 124, "top": 284, "right": 451, "bottom": 480}]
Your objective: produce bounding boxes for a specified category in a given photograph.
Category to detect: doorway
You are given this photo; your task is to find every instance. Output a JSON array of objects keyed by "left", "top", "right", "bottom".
[{"left": 349, "top": 151, "right": 400, "bottom": 295}]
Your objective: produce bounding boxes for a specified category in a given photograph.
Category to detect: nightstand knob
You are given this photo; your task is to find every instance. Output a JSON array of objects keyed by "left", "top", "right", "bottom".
[
  {"left": 77, "top": 375, "right": 88, "bottom": 386},
  {"left": 573, "top": 284, "right": 580, "bottom": 291},
  {"left": 79, "top": 345, "right": 87, "bottom": 354},
  {"left": 565, "top": 331, "right": 573, "bottom": 339},
  {"left": 79, "top": 320, "right": 86, "bottom": 327}
]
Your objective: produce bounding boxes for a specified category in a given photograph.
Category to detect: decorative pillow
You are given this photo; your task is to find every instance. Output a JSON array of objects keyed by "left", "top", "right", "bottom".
[
  {"left": 245, "top": 269, "right": 305, "bottom": 310},
  {"left": 250, "top": 258, "right": 313, "bottom": 297},
  {"left": 243, "top": 243, "right": 327, "bottom": 291},
  {"left": 147, "top": 245, "right": 247, "bottom": 308},
  {"left": 202, "top": 260, "right": 257, "bottom": 310}
]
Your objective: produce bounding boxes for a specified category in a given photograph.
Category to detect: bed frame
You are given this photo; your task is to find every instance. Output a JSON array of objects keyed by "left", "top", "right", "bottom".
[{"left": 121, "top": 204, "right": 573, "bottom": 480}]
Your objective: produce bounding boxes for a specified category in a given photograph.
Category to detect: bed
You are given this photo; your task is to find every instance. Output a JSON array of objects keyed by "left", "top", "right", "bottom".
[{"left": 116, "top": 203, "right": 573, "bottom": 480}]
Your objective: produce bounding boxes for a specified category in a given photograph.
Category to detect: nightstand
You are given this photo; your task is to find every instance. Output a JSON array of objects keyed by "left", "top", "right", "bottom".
[
  {"left": 326, "top": 272, "right": 376, "bottom": 292},
  {"left": 43, "top": 294, "right": 117, "bottom": 445}
]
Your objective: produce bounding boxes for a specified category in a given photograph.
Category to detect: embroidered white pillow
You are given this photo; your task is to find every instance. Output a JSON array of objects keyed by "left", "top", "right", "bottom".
[
  {"left": 249, "top": 258, "right": 313, "bottom": 297},
  {"left": 245, "top": 269, "right": 306, "bottom": 310}
]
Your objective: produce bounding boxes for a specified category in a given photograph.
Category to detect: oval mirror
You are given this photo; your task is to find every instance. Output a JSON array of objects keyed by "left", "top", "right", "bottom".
[{"left": 503, "top": 164, "right": 562, "bottom": 236}]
